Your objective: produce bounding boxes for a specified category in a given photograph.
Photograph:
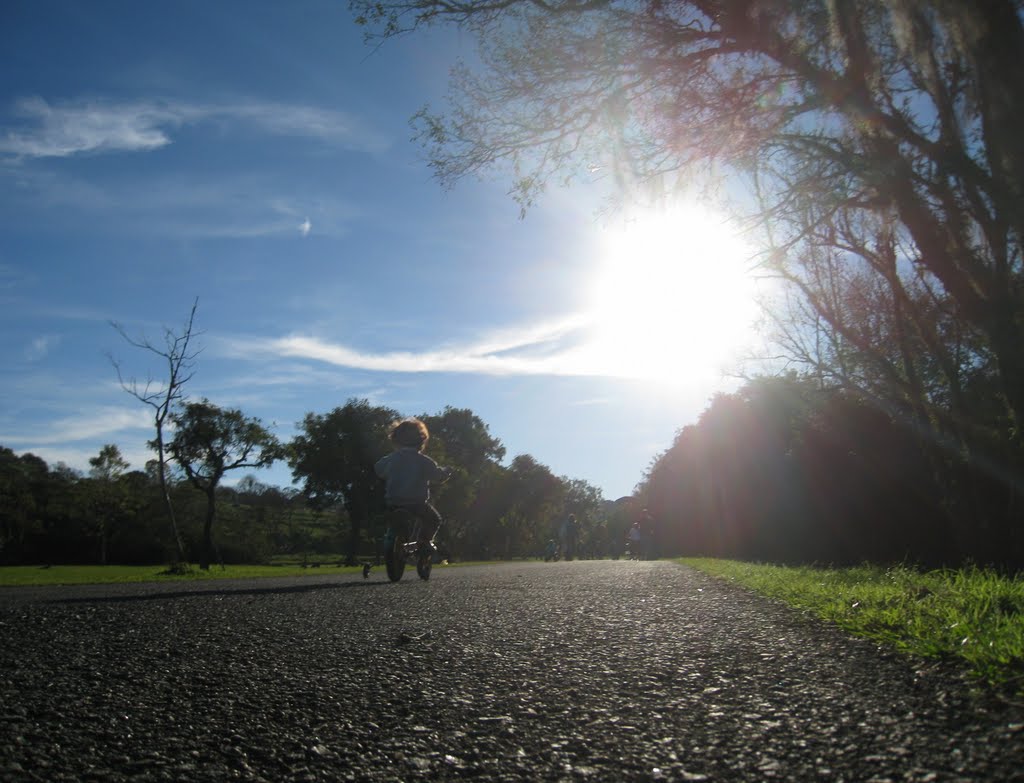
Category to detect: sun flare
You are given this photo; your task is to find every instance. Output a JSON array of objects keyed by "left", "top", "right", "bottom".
[{"left": 582, "top": 202, "right": 760, "bottom": 385}]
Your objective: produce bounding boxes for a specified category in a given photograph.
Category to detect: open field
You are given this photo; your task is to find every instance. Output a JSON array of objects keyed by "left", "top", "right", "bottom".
[{"left": 683, "top": 558, "right": 1024, "bottom": 693}]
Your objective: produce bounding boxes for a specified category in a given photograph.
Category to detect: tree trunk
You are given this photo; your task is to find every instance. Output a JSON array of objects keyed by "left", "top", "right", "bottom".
[
  {"left": 155, "top": 432, "right": 186, "bottom": 563},
  {"left": 345, "top": 506, "right": 362, "bottom": 567},
  {"left": 200, "top": 488, "right": 216, "bottom": 571},
  {"left": 967, "top": 0, "right": 1024, "bottom": 242}
]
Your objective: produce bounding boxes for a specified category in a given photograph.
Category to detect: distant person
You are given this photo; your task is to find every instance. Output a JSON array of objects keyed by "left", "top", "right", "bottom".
[
  {"left": 374, "top": 417, "right": 450, "bottom": 549},
  {"left": 627, "top": 520, "right": 643, "bottom": 559},
  {"left": 592, "top": 521, "right": 609, "bottom": 559},
  {"left": 559, "top": 512, "right": 579, "bottom": 561},
  {"left": 544, "top": 539, "right": 559, "bottom": 562},
  {"left": 638, "top": 507, "right": 658, "bottom": 559}
]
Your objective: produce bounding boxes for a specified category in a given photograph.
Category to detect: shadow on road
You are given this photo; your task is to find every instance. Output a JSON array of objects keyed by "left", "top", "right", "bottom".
[{"left": 44, "top": 578, "right": 390, "bottom": 606}]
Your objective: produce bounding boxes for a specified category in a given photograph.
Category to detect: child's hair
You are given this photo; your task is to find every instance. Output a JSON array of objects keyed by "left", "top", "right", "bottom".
[{"left": 389, "top": 417, "right": 429, "bottom": 449}]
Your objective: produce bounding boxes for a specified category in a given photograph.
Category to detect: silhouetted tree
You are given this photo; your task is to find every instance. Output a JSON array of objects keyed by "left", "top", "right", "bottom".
[
  {"left": 0, "top": 448, "right": 49, "bottom": 563},
  {"left": 352, "top": 1, "right": 1024, "bottom": 540},
  {"left": 87, "top": 444, "right": 131, "bottom": 565},
  {"left": 168, "top": 400, "right": 283, "bottom": 570},
  {"left": 421, "top": 406, "right": 507, "bottom": 554},
  {"left": 637, "top": 374, "right": 974, "bottom": 565},
  {"left": 288, "top": 399, "right": 398, "bottom": 565}
]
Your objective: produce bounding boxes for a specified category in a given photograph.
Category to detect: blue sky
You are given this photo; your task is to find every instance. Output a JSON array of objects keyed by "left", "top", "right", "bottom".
[{"left": 0, "top": 0, "right": 763, "bottom": 501}]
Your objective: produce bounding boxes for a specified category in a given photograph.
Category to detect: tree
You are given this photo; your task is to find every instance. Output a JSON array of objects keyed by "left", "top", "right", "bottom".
[
  {"left": 351, "top": 0, "right": 1024, "bottom": 495},
  {"left": 561, "top": 477, "right": 604, "bottom": 556},
  {"left": 497, "top": 454, "right": 566, "bottom": 557},
  {"left": 420, "top": 406, "right": 507, "bottom": 551},
  {"left": 0, "top": 448, "right": 48, "bottom": 563},
  {"left": 87, "top": 444, "right": 131, "bottom": 565},
  {"left": 288, "top": 399, "right": 399, "bottom": 565},
  {"left": 421, "top": 407, "right": 506, "bottom": 472},
  {"left": 111, "top": 299, "right": 201, "bottom": 562},
  {"left": 635, "top": 374, "right": 968, "bottom": 564},
  {"left": 168, "top": 400, "right": 283, "bottom": 570}
]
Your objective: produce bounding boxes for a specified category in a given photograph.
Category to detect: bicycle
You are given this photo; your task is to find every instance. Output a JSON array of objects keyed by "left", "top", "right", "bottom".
[{"left": 381, "top": 507, "right": 436, "bottom": 582}]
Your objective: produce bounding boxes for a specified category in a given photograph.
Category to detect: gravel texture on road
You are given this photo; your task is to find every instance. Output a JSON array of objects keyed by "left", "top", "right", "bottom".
[{"left": 1, "top": 560, "right": 1022, "bottom": 782}]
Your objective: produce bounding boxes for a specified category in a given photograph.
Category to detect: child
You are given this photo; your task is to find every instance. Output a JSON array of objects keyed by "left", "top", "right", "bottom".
[{"left": 374, "top": 417, "right": 450, "bottom": 547}]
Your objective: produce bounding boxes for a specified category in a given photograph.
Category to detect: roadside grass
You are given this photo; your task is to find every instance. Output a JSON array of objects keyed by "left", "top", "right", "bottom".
[
  {"left": 0, "top": 563, "right": 367, "bottom": 586},
  {"left": 0, "top": 558, "right": 488, "bottom": 587},
  {"left": 682, "top": 558, "right": 1024, "bottom": 693}
]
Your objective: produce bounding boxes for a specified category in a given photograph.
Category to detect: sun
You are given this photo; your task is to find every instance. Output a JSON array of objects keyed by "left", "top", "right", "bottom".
[{"left": 580, "top": 202, "right": 761, "bottom": 385}]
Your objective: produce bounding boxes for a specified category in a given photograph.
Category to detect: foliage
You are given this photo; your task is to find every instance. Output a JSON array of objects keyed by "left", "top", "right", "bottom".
[
  {"left": 684, "top": 558, "right": 1024, "bottom": 693},
  {"left": 350, "top": 0, "right": 1024, "bottom": 541},
  {"left": 288, "top": 399, "right": 398, "bottom": 564},
  {"left": 637, "top": 373, "right": 1023, "bottom": 567},
  {"left": 6, "top": 369, "right": 1023, "bottom": 570},
  {"left": 169, "top": 399, "right": 284, "bottom": 570},
  {"left": 419, "top": 406, "right": 507, "bottom": 556}
]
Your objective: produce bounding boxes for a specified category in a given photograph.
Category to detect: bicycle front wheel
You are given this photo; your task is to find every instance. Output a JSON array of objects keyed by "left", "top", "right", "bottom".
[
  {"left": 416, "top": 546, "right": 433, "bottom": 581},
  {"left": 385, "top": 533, "right": 407, "bottom": 582}
]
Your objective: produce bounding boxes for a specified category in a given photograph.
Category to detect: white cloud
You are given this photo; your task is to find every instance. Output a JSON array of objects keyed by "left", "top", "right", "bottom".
[
  {"left": 299, "top": 217, "right": 312, "bottom": 236},
  {"left": 0, "top": 97, "right": 383, "bottom": 159},
  {"left": 1, "top": 97, "right": 181, "bottom": 157},
  {"left": 0, "top": 406, "right": 153, "bottom": 446},
  {"left": 218, "top": 315, "right": 663, "bottom": 380},
  {"left": 24, "top": 334, "right": 59, "bottom": 361}
]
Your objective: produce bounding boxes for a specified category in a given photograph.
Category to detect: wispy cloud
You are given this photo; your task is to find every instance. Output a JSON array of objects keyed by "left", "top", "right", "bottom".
[
  {"left": 1, "top": 97, "right": 183, "bottom": 157},
  {"left": 24, "top": 334, "right": 59, "bottom": 361},
  {"left": 2, "top": 165, "right": 360, "bottom": 240},
  {"left": 0, "top": 96, "right": 384, "bottom": 159},
  {"left": 0, "top": 405, "right": 152, "bottom": 446},
  {"left": 217, "top": 316, "right": 658, "bottom": 379}
]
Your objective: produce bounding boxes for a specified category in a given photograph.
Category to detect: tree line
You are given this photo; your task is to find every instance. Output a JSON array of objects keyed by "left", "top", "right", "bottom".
[
  {"left": 0, "top": 402, "right": 619, "bottom": 569},
  {"left": 5, "top": 371, "right": 1021, "bottom": 571},
  {"left": 635, "top": 374, "right": 1023, "bottom": 569}
]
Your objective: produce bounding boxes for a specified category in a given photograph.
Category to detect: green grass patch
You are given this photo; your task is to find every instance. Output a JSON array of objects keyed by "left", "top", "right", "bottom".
[
  {"left": 681, "top": 558, "right": 1024, "bottom": 693},
  {"left": 0, "top": 563, "right": 368, "bottom": 586}
]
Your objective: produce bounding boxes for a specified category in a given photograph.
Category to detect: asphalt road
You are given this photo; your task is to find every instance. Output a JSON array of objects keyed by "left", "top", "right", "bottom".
[{"left": 1, "top": 560, "right": 1022, "bottom": 781}]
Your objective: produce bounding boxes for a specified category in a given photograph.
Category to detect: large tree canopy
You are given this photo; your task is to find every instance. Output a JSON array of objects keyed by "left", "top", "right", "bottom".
[
  {"left": 352, "top": 0, "right": 1024, "bottom": 461},
  {"left": 288, "top": 399, "right": 399, "bottom": 563},
  {"left": 168, "top": 400, "right": 283, "bottom": 569}
]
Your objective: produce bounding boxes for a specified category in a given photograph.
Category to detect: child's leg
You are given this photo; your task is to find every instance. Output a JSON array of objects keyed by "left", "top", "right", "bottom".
[{"left": 413, "top": 502, "right": 443, "bottom": 544}]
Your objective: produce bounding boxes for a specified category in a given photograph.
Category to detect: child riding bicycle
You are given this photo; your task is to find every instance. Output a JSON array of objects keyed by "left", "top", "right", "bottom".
[{"left": 374, "top": 417, "right": 450, "bottom": 550}]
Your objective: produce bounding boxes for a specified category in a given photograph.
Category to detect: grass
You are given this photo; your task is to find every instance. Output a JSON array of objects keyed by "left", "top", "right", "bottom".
[
  {"left": 0, "top": 563, "right": 369, "bottom": 586},
  {"left": 682, "top": 558, "right": 1024, "bottom": 694},
  {"left": 0, "top": 558, "right": 486, "bottom": 587}
]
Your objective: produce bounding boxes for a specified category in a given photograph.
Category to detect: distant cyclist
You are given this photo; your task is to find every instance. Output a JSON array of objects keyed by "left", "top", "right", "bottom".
[
  {"left": 374, "top": 417, "right": 450, "bottom": 549},
  {"left": 559, "top": 512, "right": 579, "bottom": 561}
]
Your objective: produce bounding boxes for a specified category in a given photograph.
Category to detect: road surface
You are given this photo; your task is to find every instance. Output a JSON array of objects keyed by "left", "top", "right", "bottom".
[{"left": 1, "top": 560, "right": 1021, "bottom": 781}]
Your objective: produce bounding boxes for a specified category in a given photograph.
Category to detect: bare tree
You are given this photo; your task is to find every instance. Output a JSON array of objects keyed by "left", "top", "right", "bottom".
[{"left": 109, "top": 299, "right": 201, "bottom": 565}]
